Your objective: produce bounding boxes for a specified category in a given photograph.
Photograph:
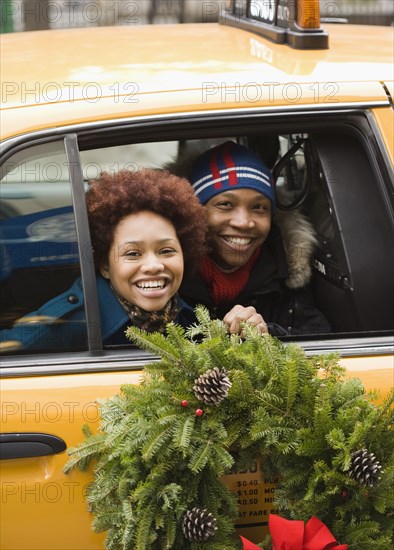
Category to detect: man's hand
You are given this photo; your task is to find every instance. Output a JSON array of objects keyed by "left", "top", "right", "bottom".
[{"left": 223, "top": 305, "right": 268, "bottom": 335}]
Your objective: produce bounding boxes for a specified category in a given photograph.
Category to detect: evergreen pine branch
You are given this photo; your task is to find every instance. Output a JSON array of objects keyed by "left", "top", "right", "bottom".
[
  {"left": 164, "top": 322, "right": 195, "bottom": 360},
  {"left": 227, "top": 369, "right": 255, "bottom": 409},
  {"left": 134, "top": 503, "right": 157, "bottom": 550},
  {"left": 344, "top": 520, "right": 381, "bottom": 544},
  {"left": 210, "top": 443, "right": 235, "bottom": 474},
  {"left": 194, "top": 304, "right": 213, "bottom": 327},
  {"left": 91, "top": 509, "right": 125, "bottom": 533},
  {"left": 373, "top": 463, "right": 394, "bottom": 512},
  {"left": 254, "top": 390, "right": 285, "bottom": 417},
  {"left": 317, "top": 352, "right": 344, "bottom": 378},
  {"left": 186, "top": 305, "right": 228, "bottom": 341},
  {"left": 86, "top": 467, "right": 123, "bottom": 506},
  {"left": 259, "top": 334, "right": 283, "bottom": 374},
  {"left": 172, "top": 415, "right": 195, "bottom": 451},
  {"left": 158, "top": 483, "right": 183, "bottom": 511},
  {"left": 282, "top": 358, "right": 299, "bottom": 414},
  {"left": 125, "top": 326, "right": 181, "bottom": 363},
  {"left": 98, "top": 394, "right": 129, "bottom": 433},
  {"left": 121, "top": 517, "right": 136, "bottom": 550},
  {"left": 378, "top": 386, "right": 394, "bottom": 415},
  {"left": 142, "top": 423, "right": 176, "bottom": 462},
  {"left": 63, "top": 431, "right": 107, "bottom": 473},
  {"left": 103, "top": 528, "right": 123, "bottom": 550},
  {"left": 206, "top": 344, "right": 238, "bottom": 372},
  {"left": 188, "top": 439, "right": 212, "bottom": 473},
  {"left": 161, "top": 512, "right": 177, "bottom": 549}
]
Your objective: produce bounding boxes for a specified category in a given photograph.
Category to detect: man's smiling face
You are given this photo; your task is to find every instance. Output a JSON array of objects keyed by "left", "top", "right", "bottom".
[{"left": 205, "top": 188, "right": 272, "bottom": 270}]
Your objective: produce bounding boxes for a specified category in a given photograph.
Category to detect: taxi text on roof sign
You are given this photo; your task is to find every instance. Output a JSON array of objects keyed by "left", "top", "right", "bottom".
[{"left": 222, "top": 0, "right": 329, "bottom": 49}]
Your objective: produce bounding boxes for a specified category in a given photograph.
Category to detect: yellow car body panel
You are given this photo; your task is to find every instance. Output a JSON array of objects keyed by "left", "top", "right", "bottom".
[
  {"left": 373, "top": 105, "right": 394, "bottom": 165},
  {"left": 1, "top": 81, "right": 390, "bottom": 142},
  {"left": 1, "top": 371, "right": 141, "bottom": 550},
  {"left": 1, "top": 24, "right": 393, "bottom": 140},
  {"left": 341, "top": 355, "right": 394, "bottom": 403},
  {"left": 383, "top": 80, "right": 394, "bottom": 98}
]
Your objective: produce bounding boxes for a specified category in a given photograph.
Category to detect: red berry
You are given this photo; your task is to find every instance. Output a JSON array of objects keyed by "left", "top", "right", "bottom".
[
  {"left": 181, "top": 400, "right": 189, "bottom": 407},
  {"left": 195, "top": 409, "right": 204, "bottom": 417}
]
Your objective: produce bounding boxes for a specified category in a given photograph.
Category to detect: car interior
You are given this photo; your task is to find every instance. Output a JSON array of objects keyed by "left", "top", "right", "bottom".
[{"left": 1, "top": 114, "right": 393, "bottom": 353}]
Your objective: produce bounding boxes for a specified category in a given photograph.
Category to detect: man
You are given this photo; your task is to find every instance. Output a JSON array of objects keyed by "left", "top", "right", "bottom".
[{"left": 179, "top": 140, "right": 331, "bottom": 336}]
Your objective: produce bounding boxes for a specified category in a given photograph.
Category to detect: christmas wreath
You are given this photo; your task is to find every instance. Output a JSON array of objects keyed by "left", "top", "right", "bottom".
[{"left": 64, "top": 307, "right": 394, "bottom": 549}]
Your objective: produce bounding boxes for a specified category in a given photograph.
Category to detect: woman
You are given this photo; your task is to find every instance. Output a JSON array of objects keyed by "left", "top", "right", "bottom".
[
  {"left": 179, "top": 141, "right": 331, "bottom": 337},
  {"left": 0, "top": 169, "right": 207, "bottom": 350}
]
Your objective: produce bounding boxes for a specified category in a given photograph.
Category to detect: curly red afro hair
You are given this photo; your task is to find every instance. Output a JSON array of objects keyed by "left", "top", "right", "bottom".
[{"left": 86, "top": 169, "right": 207, "bottom": 273}]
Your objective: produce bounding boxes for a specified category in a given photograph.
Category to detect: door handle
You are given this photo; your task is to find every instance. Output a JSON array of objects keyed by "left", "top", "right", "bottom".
[{"left": 0, "top": 433, "right": 67, "bottom": 459}]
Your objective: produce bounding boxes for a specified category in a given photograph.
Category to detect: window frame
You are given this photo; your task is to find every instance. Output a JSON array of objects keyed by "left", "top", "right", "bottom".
[
  {"left": 0, "top": 106, "right": 393, "bottom": 374},
  {"left": 0, "top": 134, "right": 101, "bottom": 354},
  {"left": 64, "top": 134, "right": 102, "bottom": 351}
]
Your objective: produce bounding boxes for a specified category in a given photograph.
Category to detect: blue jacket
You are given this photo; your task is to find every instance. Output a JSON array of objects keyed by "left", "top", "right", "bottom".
[{"left": 0, "top": 275, "right": 196, "bottom": 352}]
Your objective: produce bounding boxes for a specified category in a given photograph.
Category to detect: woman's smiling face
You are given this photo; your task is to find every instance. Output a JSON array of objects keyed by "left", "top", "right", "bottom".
[
  {"left": 205, "top": 188, "right": 272, "bottom": 270},
  {"left": 100, "top": 210, "right": 184, "bottom": 311}
]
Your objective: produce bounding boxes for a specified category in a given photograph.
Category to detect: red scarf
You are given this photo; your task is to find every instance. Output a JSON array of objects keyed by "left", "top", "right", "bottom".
[{"left": 199, "top": 248, "right": 260, "bottom": 305}]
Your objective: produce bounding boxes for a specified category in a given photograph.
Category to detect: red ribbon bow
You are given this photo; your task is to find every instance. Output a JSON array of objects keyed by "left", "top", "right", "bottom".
[{"left": 240, "top": 514, "right": 348, "bottom": 550}]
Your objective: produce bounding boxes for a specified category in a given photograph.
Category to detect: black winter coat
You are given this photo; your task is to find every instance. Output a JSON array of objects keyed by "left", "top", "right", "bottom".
[{"left": 180, "top": 226, "right": 331, "bottom": 337}]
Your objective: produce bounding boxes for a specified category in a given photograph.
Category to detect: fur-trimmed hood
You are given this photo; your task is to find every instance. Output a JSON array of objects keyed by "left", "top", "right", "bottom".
[
  {"left": 274, "top": 208, "right": 317, "bottom": 289},
  {"left": 165, "top": 144, "right": 317, "bottom": 289}
]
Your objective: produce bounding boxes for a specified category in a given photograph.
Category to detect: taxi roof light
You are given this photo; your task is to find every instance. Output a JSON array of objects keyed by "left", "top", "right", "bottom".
[
  {"left": 221, "top": 0, "right": 329, "bottom": 49},
  {"left": 297, "top": 0, "right": 320, "bottom": 29}
]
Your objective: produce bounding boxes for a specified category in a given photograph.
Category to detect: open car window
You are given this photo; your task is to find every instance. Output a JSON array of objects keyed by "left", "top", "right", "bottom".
[
  {"left": 1, "top": 116, "right": 393, "bottom": 356},
  {"left": 77, "top": 122, "right": 393, "bottom": 348},
  {"left": 0, "top": 140, "right": 88, "bottom": 354}
]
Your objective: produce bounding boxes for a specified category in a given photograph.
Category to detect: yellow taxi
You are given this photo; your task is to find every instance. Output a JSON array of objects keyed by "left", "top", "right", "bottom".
[{"left": 1, "top": 0, "right": 393, "bottom": 547}]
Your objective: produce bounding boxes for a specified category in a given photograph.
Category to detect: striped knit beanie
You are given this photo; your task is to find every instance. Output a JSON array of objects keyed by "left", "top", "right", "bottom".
[{"left": 190, "top": 141, "right": 275, "bottom": 207}]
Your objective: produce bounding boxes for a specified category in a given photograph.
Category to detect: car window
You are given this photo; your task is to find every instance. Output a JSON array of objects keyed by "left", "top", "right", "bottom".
[
  {"left": 78, "top": 125, "right": 393, "bottom": 345},
  {"left": 90, "top": 130, "right": 393, "bottom": 335},
  {"left": 1, "top": 122, "right": 391, "bottom": 356},
  {"left": 0, "top": 140, "right": 88, "bottom": 354},
  {"left": 79, "top": 141, "right": 179, "bottom": 179}
]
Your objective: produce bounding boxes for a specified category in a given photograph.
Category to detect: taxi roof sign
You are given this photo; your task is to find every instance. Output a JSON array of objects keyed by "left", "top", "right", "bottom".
[{"left": 221, "top": 0, "right": 329, "bottom": 49}]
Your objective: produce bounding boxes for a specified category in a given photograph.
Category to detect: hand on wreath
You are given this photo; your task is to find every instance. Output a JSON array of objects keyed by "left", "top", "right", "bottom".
[{"left": 223, "top": 305, "right": 268, "bottom": 336}]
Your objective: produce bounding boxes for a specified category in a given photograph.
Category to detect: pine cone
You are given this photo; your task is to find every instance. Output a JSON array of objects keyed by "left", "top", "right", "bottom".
[
  {"left": 193, "top": 367, "right": 231, "bottom": 406},
  {"left": 182, "top": 507, "right": 218, "bottom": 542},
  {"left": 349, "top": 448, "right": 383, "bottom": 487}
]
